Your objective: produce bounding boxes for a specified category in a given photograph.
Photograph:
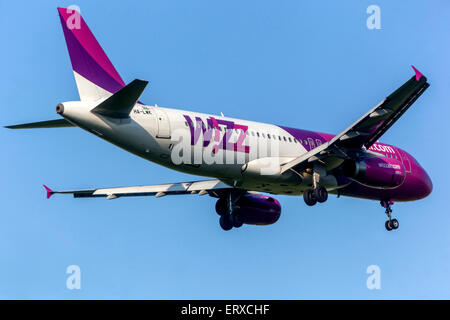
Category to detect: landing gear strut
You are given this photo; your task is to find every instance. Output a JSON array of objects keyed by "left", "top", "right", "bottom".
[{"left": 381, "top": 200, "right": 399, "bottom": 231}]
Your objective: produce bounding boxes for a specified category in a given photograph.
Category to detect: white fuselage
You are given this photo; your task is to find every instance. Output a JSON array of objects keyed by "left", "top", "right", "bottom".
[{"left": 59, "top": 101, "right": 339, "bottom": 195}]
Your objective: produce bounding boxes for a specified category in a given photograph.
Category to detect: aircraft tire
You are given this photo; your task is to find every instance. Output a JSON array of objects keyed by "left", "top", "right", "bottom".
[
  {"left": 315, "top": 186, "right": 328, "bottom": 203},
  {"left": 391, "top": 219, "right": 399, "bottom": 229},
  {"left": 220, "top": 215, "right": 233, "bottom": 231},
  {"left": 231, "top": 213, "right": 244, "bottom": 228},
  {"left": 303, "top": 189, "right": 317, "bottom": 206},
  {"left": 385, "top": 220, "right": 394, "bottom": 231}
]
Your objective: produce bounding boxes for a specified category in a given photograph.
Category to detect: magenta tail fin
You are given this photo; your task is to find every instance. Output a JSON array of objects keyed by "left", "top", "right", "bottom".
[{"left": 57, "top": 7, "right": 126, "bottom": 101}]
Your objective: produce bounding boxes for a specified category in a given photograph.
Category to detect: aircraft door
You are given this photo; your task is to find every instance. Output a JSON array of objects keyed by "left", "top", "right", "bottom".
[{"left": 154, "top": 107, "right": 171, "bottom": 138}]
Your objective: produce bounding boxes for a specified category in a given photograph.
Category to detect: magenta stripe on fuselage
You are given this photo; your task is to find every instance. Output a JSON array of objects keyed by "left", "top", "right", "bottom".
[
  {"left": 279, "top": 125, "right": 432, "bottom": 201},
  {"left": 280, "top": 125, "right": 396, "bottom": 154}
]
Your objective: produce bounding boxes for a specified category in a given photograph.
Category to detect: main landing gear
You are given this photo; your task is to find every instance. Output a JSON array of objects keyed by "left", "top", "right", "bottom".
[
  {"left": 303, "top": 186, "right": 328, "bottom": 206},
  {"left": 381, "top": 200, "right": 399, "bottom": 231},
  {"left": 303, "top": 169, "right": 328, "bottom": 206},
  {"left": 216, "top": 193, "right": 243, "bottom": 231}
]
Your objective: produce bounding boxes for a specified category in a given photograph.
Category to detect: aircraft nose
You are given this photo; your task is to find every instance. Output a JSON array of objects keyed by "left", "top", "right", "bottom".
[
  {"left": 422, "top": 170, "right": 433, "bottom": 198},
  {"left": 415, "top": 168, "right": 433, "bottom": 199}
]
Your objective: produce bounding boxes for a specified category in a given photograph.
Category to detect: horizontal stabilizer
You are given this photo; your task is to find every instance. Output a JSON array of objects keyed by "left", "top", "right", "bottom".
[
  {"left": 91, "top": 79, "right": 148, "bottom": 118},
  {"left": 5, "top": 119, "right": 75, "bottom": 129}
]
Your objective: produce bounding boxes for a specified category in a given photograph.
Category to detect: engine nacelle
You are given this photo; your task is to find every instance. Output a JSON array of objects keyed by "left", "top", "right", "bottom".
[
  {"left": 216, "top": 193, "right": 281, "bottom": 226},
  {"left": 343, "top": 157, "right": 405, "bottom": 188}
]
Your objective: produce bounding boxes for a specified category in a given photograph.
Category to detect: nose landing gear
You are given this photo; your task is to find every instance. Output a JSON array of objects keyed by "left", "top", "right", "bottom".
[{"left": 381, "top": 200, "right": 399, "bottom": 231}]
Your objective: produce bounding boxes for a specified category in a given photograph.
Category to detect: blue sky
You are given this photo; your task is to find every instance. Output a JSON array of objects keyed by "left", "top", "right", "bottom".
[{"left": 1, "top": 0, "right": 449, "bottom": 299}]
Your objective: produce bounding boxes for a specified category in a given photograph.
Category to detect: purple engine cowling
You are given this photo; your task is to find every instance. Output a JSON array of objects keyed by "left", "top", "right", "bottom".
[
  {"left": 216, "top": 193, "right": 281, "bottom": 226},
  {"left": 343, "top": 156, "right": 406, "bottom": 188}
]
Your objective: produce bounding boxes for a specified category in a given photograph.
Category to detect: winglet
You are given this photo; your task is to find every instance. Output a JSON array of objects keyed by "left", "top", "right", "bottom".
[
  {"left": 43, "top": 185, "right": 54, "bottom": 199},
  {"left": 411, "top": 65, "right": 423, "bottom": 81}
]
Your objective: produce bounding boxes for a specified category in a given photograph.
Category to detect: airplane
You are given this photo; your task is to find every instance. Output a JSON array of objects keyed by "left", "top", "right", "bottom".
[{"left": 6, "top": 7, "right": 432, "bottom": 231}]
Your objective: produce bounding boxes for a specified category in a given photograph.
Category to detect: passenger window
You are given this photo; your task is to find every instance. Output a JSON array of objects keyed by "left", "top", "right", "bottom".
[{"left": 283, "top": 137, "right": 287, "bottom": 141}]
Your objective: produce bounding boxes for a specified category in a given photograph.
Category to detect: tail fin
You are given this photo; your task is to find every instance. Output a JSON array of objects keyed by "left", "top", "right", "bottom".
[{"left": 57, "top": 7, "right": 126, "bottom": 101}]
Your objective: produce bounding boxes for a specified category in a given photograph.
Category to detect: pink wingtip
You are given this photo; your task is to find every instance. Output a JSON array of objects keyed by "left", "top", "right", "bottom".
[
  {"left": 43, "top": 185, "right": 54, "bottom": 199},
  {"left": 411, "top": 65, "right": 423, "bottom": 81}
]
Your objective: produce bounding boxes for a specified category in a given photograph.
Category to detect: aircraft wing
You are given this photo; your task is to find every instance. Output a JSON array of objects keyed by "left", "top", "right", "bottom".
[
  {"left": 44, "top": 179, "right": 233, "bottom": 200},
  {"left": 280, "top": 66, "right": 430, "bottom": 174}
]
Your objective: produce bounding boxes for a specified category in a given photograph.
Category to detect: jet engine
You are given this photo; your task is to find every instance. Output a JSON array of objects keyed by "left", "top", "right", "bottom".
[
  {"left": 216, "top": 193, "right": 281, "bottom": 226},
  {"left": 342, "top": 156, "right": 405, "bottom": 188}
]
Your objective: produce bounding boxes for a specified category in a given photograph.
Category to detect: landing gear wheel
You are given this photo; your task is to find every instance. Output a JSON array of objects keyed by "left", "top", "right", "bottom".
[
  {"left": 215, "top": 198, "right": 227, "bottom": 216},
  {"left": 385, "top": 220, "right": 394, "bottom": 231},
  {"left": 303, "top": 189, "right": 317, "bottom": 206},
  {"left": 231, "top": 214, "right": 244, "bottom": 228},
  {"left": 315, "top": 186, "right": 328, "bottom": 203},
  {"left": 391, "top": 218, "right": 399, "bottom": 230},
  {"left": 219, "top": 215, "right": 233, "bottom": 231},
  {"left": 381, "top": 201, "right": 398, "bottom": 231}
]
